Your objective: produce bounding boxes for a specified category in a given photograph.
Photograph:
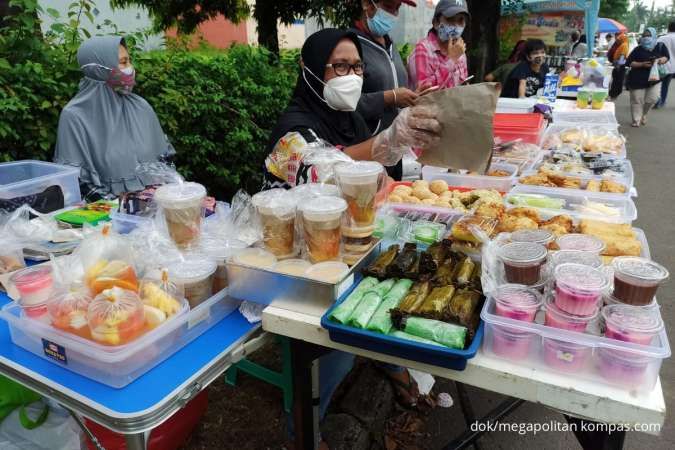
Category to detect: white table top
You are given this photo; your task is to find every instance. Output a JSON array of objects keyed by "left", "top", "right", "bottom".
[{"left": 262, "top": 303, "right": 665, "bottom": 435}]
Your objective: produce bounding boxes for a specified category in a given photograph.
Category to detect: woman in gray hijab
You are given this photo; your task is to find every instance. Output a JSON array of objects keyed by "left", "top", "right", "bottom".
[{"left": 54, "top": 36, "right": 174, "bottom": 199}]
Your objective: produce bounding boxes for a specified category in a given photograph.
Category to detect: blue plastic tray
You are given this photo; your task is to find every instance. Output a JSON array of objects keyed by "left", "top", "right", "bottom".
[{"left": 321, "top": 277, "right": 484, "bottom": 370}]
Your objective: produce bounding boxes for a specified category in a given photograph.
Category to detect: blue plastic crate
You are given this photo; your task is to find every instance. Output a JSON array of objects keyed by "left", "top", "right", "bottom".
[{"left": 321, "top": 277, "right": 484, "bottom": 370}]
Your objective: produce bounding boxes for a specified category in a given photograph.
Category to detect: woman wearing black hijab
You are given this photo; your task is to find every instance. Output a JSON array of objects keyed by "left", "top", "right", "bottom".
[{"left": 264, "top": 28, "right": 440, "bottom": 189}]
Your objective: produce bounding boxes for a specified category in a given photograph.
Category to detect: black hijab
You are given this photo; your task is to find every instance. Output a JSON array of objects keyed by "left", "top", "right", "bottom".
[{"left": 267, "top": 29, "right": 372, "bottom": 151}]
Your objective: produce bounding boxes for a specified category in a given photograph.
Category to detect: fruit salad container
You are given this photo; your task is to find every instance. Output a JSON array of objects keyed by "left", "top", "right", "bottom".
[{"left": 481, "top": 296, "right": 670, "bottom": 392}]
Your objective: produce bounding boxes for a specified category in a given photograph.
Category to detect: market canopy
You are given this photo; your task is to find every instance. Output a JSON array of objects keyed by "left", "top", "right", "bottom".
[{"left": 597, "top": 18, "right": 627, "bottom": 34}]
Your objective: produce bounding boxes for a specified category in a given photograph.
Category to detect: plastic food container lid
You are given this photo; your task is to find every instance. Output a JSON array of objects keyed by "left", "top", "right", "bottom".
[
  {"left": 304, "top": 261, "right": 350, "bottom": 283},
  {"left": 494, "top": 284, "right": 542, "bottom": 310},
  {"left": 602, "top": 304, "right": 664, "bottom": 335},
  {"left": 301, "top": 196, "right": 347, "bottom": 222},
  {"left": 498, "top": 242, "right": 548, "bottom": 265},
  {"left": 550, "top": 250, "right": 603, "bottom": 269},
  {"left": 10, "top": 266, "right": 52, "bottom": 289},
  {"left": 334, "top": 161, "right": 383, "bottom": 183},
  {"left": 274, "top": 259, "right": 312, "bottom": 276},
  {"left": 291, "top": 183, "right": 340, "bottom": 201},
  {"left": 511, "top": 229, "right": 554, "bottom": 245},
  {"left": 555, "top": 234, "right": 605, "bottom": 253},
  {"left": 554, "top": 263, "right": 608, "bottom": 293},
  {"left": 200, "top": 237, "right": 249, "bottom": 261},
  {"left": 167, "top": 258, "right": 217, "bottom": 282},
  {"left": 604, "top": 294, "right": 659, "bottom": 309},
  {"left": 544, "top": 297, "right": 599, "bottom": 323},
  {"left": 612, "top": 257, "right": 669, "bottom": 284},
  {"left": 252, "top": 188, "right": 298, "bottom": 217},
  {"left": 232, "top": 248, "right": 278, "bottom": 269},
  {"left": 154, "top": 182, "right": 207, "bottom": 208}
]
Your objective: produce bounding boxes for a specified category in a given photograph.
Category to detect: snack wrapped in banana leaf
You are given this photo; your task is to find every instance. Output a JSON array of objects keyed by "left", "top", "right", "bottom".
[
  {"left": 329, "top": 277, "right": 379, "bottom": 324},
  {"left": 348, "top": 279, "right": 397, "bottom": 328},
  {"left": 426, "top": 240, "right": 449, "bottom": 267},
  {"left": 364, "top": 245, "right": 399, "bottom": 279},
  {"left": 389, "top": 330, "right": 445, "bottom": 347},
  {"left": 432, "top": 258, "right": 455, "bottom": 286},
  {"left": 454, "top": 257, "right": 476, "bottom": 287},
  {"left": 445, "top": 289, "right": 483, "bottom": 336},
  {"left": 386, "top": 243, "right": 417, "bottom": 278},
  {"left": 366, "top": 279, "right": 414, "bottom": 334},
  {"left": 403, "top": 251, "right": 421, "bottom": 279},
  {"left": 418, "top": 252, "right": 438, "bottom": 279},
  {"left": 391, "top": 312, "right": 467, "bottom": 349},
  {"left": 419, "top": 285, "right": 456, "bottom": 317},
  {"left": 396, "top": 280, "right": 431, "bottom": 314}
]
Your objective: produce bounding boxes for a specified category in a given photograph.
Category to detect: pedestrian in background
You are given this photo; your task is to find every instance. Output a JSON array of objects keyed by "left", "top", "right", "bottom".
[
  {"left": 655, "top": 21, "right": 675, "bottom": 108},
  {"left": 608, "top": 32, "right": 629, "bottom": 100},
  {"left": 626, "top": 27, "right": 670, "bottom": 127}
]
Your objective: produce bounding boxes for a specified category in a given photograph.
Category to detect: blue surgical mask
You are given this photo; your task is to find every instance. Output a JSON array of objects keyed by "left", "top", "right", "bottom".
[
  {"left": 437, "top": 24, "right": 464, "bottom": 42},
  {"left": 367, "top": 1, "right": 398, "bottom": 37},
  {"left": 640, "top": 36, "right": 655, "bottom": 49}
]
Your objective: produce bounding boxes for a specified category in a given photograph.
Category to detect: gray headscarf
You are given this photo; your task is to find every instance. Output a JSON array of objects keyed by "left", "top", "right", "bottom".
[{"left": 54, "top": 36, "right": 174, "bottom": 197}]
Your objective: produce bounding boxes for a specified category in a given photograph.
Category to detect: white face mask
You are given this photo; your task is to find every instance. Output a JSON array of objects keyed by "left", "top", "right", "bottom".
[{"left": 304, "top": 67, "right": 363, "bottom": 111}]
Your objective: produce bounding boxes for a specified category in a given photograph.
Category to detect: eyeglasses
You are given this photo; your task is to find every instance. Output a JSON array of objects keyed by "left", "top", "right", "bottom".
[{"left": 325, "top": 62, "right": 366, "bottom": 76}]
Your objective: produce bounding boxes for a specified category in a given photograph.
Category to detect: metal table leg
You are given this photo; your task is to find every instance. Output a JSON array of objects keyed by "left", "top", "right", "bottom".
[
  {"left": 124, "top": 432, "right": 148, "bottom": 450},
  {"left": 564, "top": 415, "right": 627, "bottom": 450},
  {"left": 65, "top": 408, "right": 107, "bottom": 450},
  {"left": 455, "top": 382, "right": 481, "bottom": 450}
]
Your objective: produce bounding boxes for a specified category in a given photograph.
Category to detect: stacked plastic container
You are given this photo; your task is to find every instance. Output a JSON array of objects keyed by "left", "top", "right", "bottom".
[{"left": 493, "top": 113, "right": 547, "bottom": 145}]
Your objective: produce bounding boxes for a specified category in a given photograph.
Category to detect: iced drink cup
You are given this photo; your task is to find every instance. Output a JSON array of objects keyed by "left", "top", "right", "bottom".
[
  {"left": 576, "top": 89, "right": 591, "bottom": 109},
  {"left": 252, "top": 189, "right": 298, "bottom": 259},
  {"left": 591, "top": 89, "right": 609, "bottom": 110},
  {"left": 301, "top": 196, "right": 347, "bottom": 263},
  {"left": 154, "top": 182, "right": 207, "bottom": 249},
  {"left": 335, "top": 161, "right": 384, "bottom": 228}
]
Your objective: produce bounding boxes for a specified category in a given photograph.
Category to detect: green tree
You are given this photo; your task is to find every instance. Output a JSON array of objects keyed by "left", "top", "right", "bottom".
[{"left": 599, "top": 0, "right": 630, "bottom": 21}]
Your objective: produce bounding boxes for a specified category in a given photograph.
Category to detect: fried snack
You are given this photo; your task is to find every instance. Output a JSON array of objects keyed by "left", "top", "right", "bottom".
[
  {"left": 497, "top": 215, "right": 538, "bottom": 233},
  {"left": 488, "top": 169, "right": 511, "bottom": 177},
  {"left": 561, "top": 128, "right": 584, "bottom": 143},
  {"left": 540, "top": 223, "right": 569, "bottom": 237},
  {"left": 419, "top": 285, "right": 456, "bottom": 317},
  {"left": 388, "top": 194, "right": 403, "bottom": 203},
  {"left": 440, "top": 190, "right": 454, "bottom": 199},
  {"left": 412, "top": 180, "right": 429, "bottom": 190},
  {"left": 421, "top": 198, "right": 435, "bottom": 205},
  {"left": 413, "top": 187, "right": 435, "bottom": 200},
  {"left": 601, "top": 237, "right": 641, "bottom": 257},
  {"left": 435, "top": 200, "right": 452, "bottom": 208},
  {"left": 451, "top": 216, "right": 497, "bottom": 244},
  {"left": 397, "top": 280, "right": 431, "bottom": 314},
  {"left": 454, "top": 257, "right": 476, "bottom": 287},
  {"left": 579, "top": 220, "right": 635, "bottom": 238},
  {"left": 579, "top": 219, "right": 641, "bottom": 256},
  {"left": 364, "top": 244, "right": 399, "bottom": 279},
  {"left": 455, "top": 191, "right": 473, "bottom": 205},
  {"left": 506, "top": 207, "right": 540, "bottom": 223},
  {"left": 586, "top": 180, "right": 601, "bottom": 192},
  {"left": 474, "top": 201, "right": 505, "bottom": 219},
  {"left": 470, "top": 189, "right": 503, "bottom": 205},
  {"left": 406, "top": 196, "right": 421, "bottom": 204},
  {"left": 393, "top": 185, "right": 413, "bottom": 196},
  {"left": 600, "top": 179, "right": 626, "bottom": 194},
  {"left": 430, "top": 180, "right": 449, "bottom": 195},
  {"left": 561, "top": 178, "right": 582, "bottom": 189},
  {"left": 541, "top": 215, "right": 574, "bottom": 233}
]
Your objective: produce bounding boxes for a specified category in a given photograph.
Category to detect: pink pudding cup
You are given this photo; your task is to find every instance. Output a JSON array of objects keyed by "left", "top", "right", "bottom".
[
  {"left": 490, "top": 325, "right": 536, "bottom": 360},
  {"left": 602, "top": 304, "right": 664, "bottom": 346},
  {"left": 553, "top": 263, "right": 608, "bottom": 316},
  {"left": 543, "top": 337, "right": 592, "bottom": 373},
  {"left": 10, "top": 266, "right": 53, "bottom": 319},
  {"left": 493, "top": 284, "right": 542, "bottom": 323},
  {"left": 544, "top": 297, "right": 599, "bottom": 332},
  {"left": 597, "top": 348, "right": 650, "bottom": 387},
  {"left": 555, "top": 234, "right": 606, "bottom": 254}
]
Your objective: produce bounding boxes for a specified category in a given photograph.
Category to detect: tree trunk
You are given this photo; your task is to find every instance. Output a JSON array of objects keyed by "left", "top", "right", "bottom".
[
  {"left": 254, "top": 0, "right": 280, "bottom": 57},
  {"left": 467, "top": 0, "right": 501, "bottom": 82}
]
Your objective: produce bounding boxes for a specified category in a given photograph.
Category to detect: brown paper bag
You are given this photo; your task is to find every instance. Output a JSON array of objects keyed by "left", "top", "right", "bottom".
[{"left": 416, "top": 83, "right": 499, "bottom": 173}]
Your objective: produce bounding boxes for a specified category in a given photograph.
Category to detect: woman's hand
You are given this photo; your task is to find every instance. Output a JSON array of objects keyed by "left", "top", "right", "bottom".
[
  {"left": 657, "top": 57, "right": 668, "bottom": 65},
  {"left": 446, "top": 38, "right": 466, "bottom": 62},
  {"left": 642, "top": 60, "right": 654, "bottom": 68},
  {"left": 391, "top": 88, "right": 419, "bottom": 108}
]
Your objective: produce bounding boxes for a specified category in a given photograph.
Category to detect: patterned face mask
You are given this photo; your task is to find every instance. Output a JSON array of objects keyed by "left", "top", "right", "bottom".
[{"left": 81, "top": 63, "right": 136, "bottom": 95}]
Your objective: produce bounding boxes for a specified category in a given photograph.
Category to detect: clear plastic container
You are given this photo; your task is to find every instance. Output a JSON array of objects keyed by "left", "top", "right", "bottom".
[
  {"left": 232, "top": 248, "right": 277, "bottom": 269},
  {"left": 549, "top": 250, "right": 603, "bottom": 270},
  {"left": 166, "top": 258, "right": 217, "bottom": 308},
  {"left": 496, "top": 97, "right": 536, "bottom": 114},
  {"left": 291, "top": 183, "right": 341, "bottom": 201},
  {"left": 154, "top": 182, "right": 207, "bottom": 249},
  {"left": 110, "top": 211, "right": 153, "bottom": 235},
  {"left": 0, "top": 241, "right": 26, "bottom": 275},
  {"left": 493, "top": 284, "right": 542, "bottom": 322},
  {"left": 611, "top": 257, "right": 669, "bottom": 306},
  {"left": 304, "top": 261, "right": 350, "bottom": 284},
  {"left": 252, "top": 188, "right": 298, "bottom": 259},
  {"left": 0, "top": 288, "right": 239, "bottom": 388},
  {"left": 481, "top": 296, "right": 671, "bottom": 392},
  {"left": 511, "top": 229, "right": 554, "bottom": 246},
  {"left": 421, "top": 162, "right": 518, "bottom": 192},
  {"left": 0, "top": 160, "right": 81, "bottom": 207},
  {"left": 300, "top": 196, "right": 347, "bottom": 263},
  {"left": 544, "top": 297, "right": 598, "bottom": 332},
  {"left": 553, "top": 263, "right": 608, "bottom": 316},
  {"left": 273, "top": 259, "right": 312, "bottom": 277},
  {"left": 10, "top": 266, "right": 54, "bottom": 318},
  {"left": 532, "top": 154, "right": 634, "bottom": 188},
  {"left": 507, "top": 185, "right": 637, "bottom": 224},
  {"left": 602, "top": 304, "right": 664, "bottom": 346},
  {"left": 335, "top": 161, "right": 384, "bottom": 229},
  {"left": 498, "top": 242, "right": 548, "bottom": 286},
  {"left": 200, "top": 237, "right": 248, "bottom": 292},
  {"left": 556, "top": 234, "right": 605, "bottom": 254},
  {"left": 517, "top": 171, "right": 632, "bottom": 200}
]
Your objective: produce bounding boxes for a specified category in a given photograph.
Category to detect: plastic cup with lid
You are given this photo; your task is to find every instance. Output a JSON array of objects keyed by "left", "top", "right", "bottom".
[
  {"left": 273, "top": 259, "right": 312, "bottom": 277},
  {"left": 544, "top": 297, "right": 598, "bottom": 332},
  {"left": 252, "top": 189, "right": 298, "bottom": 259},
  {"left": 511, "top": 229, "right": 554, "bottom": 246},
  {"left": 200, "top": 237, "right": 248, "bottom": 292},
  {"left": 493, "top": 284, "right": 542, "bottom": 323},
  {"left": 553, "top": 263, "right": 608, "bottom": 316},
  {"left": 11, "top": 266, "right": 54, "bottom": 319},
  {"left": 231, "top": 248, "right": 278, "bottom": 269},
  {"left": 300, "top": 196, "right": 348, "bottom": 263},
  {"left": 550, "top": 250, "right": 603, "bottom": 270},
  {"left": 602, "top": 304, "right": 664, "bottom": 346},
  {"left": 334, "top": 161, "right": 384, "bottom": 228},
  {"left": 304, "top": 261, "right": 350, "bottom": 283},
  {"left": 498, "top": 242, "right": 548, "bottom": 286},
  {"left": 166, "top": 258, "right": 218, "bottom": 308},
  {"left": 611, "top": 256, "right": 669, "bottom": 306},
  {"left": 154, "top": 182, "right": 207, "bottom": 249},
  {"left": 555, "top": 234, "right": 605, "bottom": 254}
]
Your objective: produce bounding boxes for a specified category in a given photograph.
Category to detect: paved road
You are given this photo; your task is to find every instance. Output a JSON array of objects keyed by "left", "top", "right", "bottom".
[{"left": 427, "top": 94, "right": 675, "bottom": 450}]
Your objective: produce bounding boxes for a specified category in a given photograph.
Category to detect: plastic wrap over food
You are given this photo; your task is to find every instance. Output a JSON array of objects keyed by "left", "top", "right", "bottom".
[
  {"left": 135, "top": 161, "right": 185, "bottom": 186},
  {"left": 252, "top": 188, "right": 298, "bottom": 258},
  {"left": 301, "top": 140, "right": 354, "bottom": 185},
  {"left": 87, "top": 287, "right": 145, "bottom": 346},
  {"left": 153, "top": 181, "right": 206, "bottom": 250},
  {"left": 0, "top": 205, "right": 60, "bottom": 245}
]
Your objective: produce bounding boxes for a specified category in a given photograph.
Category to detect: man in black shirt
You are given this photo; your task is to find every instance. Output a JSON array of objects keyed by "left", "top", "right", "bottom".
[{"left": 501, "top": 39, "right": 549, "bottom": 98}]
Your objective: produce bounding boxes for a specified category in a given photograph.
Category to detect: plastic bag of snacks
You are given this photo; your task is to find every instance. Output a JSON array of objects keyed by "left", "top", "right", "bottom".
[
  {"left": 204, "top": 190, "right": 261, "bottom": 247},
  {"left": 75, "top": 224, "right": 139, "bottom": 296},
  {"left": 301, "top": 141, "right": 354, "bottom": 185},
  {"left": 47, "top": 287, "right": 94, "bottom": 339},
  {"left": 139, "top": 269, "right": 184, "bottom": 328},
  {"left": 87, "top": 287, "right": 145, "bottom": 346},
  {"left": 0, "top": 237, "right": 25, "bottom": 275},
  {"left": 127, "top": 219, "right": 182, "bottom": 276}
]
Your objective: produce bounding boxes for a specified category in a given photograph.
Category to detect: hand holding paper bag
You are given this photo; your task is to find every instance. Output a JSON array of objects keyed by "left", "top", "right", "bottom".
[
  {"left": 371, "top": 104, "right": 442, "bottom": 166},
  {"left": 416, "top": 83, "right": 499, "bottom": 173}
]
